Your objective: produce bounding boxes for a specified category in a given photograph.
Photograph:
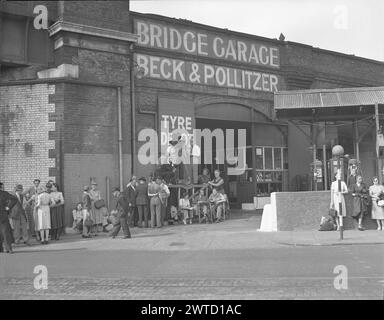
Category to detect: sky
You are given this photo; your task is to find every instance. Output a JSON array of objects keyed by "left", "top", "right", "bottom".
[{"left": 130, "top": 0, "right": 384, "bottom": 62}]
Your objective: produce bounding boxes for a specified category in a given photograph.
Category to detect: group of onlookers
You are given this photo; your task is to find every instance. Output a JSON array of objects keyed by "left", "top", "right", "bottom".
[
  {"left": 0, "top": 179, "right": 65, "bottom": 253},
  {"left": 330, "top": 172, "right": 384, "bottom": 231}
]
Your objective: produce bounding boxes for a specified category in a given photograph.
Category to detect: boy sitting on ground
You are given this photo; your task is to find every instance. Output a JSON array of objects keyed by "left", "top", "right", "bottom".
[{"left": 72, "top": 203, "right": 83, "bottom": 233}]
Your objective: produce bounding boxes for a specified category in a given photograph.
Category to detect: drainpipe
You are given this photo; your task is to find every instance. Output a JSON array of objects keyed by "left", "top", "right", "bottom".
[
  {"left": 117, "top": 86, "right": 123, "bottom": 191},
  {"left": 130, "top": 47, "right": 136, "bottom": 176}
]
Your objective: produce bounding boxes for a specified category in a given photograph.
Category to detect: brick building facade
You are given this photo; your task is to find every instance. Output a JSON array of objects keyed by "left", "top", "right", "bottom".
[{"left": 1, "top": 1, "right": 384, "bottom": 224}]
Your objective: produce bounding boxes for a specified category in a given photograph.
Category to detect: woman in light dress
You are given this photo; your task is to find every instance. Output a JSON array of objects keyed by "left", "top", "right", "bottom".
[
  {"left": 36, "top": 183, "right": 53, "bottom": 244},
  {"left": 330, "top": 171, "right": 349, "bottom": 231},
  {"left": 368, "top": 176, "right": 384, "bottom": 231},
  {"left": 89, "top": 182, "right": 104, "bottom": 233}
]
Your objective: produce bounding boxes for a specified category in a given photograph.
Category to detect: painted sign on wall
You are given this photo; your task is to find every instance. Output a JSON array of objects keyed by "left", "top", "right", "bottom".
[
  {"left": 135, "top": 53, "right": 280, "bottom": 93},
  {"left": 134, "top": 19, "right": 280, "bottom": 69}
]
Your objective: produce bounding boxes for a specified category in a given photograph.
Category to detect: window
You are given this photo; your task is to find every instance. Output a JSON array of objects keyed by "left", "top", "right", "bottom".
[
  {"left": 255, "top": 147, "right": 263, "bottom": 169},
  {"left": 274, "top": 148, "right": 282, "bottom": 170},
  {"left": 264, "top": 147, "right": 273, "bottom": 169},
  {"left": 254, "top": 146, "right": 288, "bottom": 196}
]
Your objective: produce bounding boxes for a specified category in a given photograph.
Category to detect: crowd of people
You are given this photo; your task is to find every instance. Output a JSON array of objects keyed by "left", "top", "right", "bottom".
[
  {"left": 0, "top": 179, "right": 65, "bottom": 253},
  {"left": 0, "top": 167, "right": 228, "bottom": 253},
  {"left": 328, "top": 171, "right": 384, "bottom": 231}
]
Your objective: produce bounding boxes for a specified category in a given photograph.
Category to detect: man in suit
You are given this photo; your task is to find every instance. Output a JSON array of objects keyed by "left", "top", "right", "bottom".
[
  {"left": 124, "top": 176, "right": 137, "bottom": 227},
  {"left": 10, "top": 184, "right": 32, "bottom": 245},
  {"left": 0, "top": 185, "right": 18, "bottom": 253},
  {"left": 110, "top": 187, "right": 131, "bottom": 239}
]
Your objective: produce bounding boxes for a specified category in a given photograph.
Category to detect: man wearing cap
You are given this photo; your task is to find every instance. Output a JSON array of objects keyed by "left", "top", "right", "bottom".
[
  {"left": 10, "top": 184, "right": 32, "bottom": 245},
  {"left": 110, "top": 187, "right": 131, "bottom": 239},
  {"left": 0, "top": 186, "right": 18, "bottom": 253}
]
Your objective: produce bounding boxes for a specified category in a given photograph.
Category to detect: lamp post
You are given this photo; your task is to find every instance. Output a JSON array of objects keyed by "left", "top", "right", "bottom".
[{"left": 332, "top": 144, "right": 344, "bottom": 240}]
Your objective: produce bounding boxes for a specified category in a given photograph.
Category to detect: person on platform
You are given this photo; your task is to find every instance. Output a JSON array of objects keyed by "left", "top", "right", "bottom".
[
  {"left": 49, "top": 183, "right": 65, "bottom": 240},
  {"left": 0, "top": 187, "right": 18, "bottom": 253},
  {"left": 369, "top": 176, "right": 384, "bottom": 231},
  {"left": 110, "top": 187, "right": 131, "bottom": 239},
  {"left": 349, "top": 175, "right": 369, "bottom": 231},
  {"left": 198, "top": 167, "right": 211, "bottom": 185},
  {"left": 148, "top": 177, "right": 162, "bottom": 228},
  {"left": 10, "top": 185, "right": 32, "bottom": 246},
  {"left": 36, "top": 183, "right": 53, "bottom": 244},
  {"left": 330, "top": 171, "right": 349, "bottom": 231},
  {"left": 136, "top": 177, "right": 149, "bottom": 228},
  {"left": 208, "top": 169, "right": 225, "bottom": 194}
]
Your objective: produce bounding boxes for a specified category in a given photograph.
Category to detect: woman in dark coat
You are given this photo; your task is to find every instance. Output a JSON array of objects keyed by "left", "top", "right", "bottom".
[
  {"left": 349, "top": 175, "right": 369, "bottom": 231},
  {"left": 49, "top": 183, "right": 65, "bottom": 240}
]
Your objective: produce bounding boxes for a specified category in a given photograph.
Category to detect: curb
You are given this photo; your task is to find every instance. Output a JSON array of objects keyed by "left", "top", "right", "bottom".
[{"left": 276, "top": 241, "right": 384, "bottom": 247}]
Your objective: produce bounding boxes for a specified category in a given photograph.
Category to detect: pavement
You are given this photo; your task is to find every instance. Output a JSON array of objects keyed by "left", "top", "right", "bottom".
[
  {"left": 9, "top": 211, "right": 384, "bottom": 252},
  {"left": 0, "top": 211, "right": 383, "bottom": 300}
]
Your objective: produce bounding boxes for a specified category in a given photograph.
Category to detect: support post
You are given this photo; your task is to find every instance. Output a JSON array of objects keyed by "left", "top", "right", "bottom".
[
  {"left": 311, "top": 122, "right": 317, "bottom": 191},
  {"left": 117, "top": 87, "right": 124, "bottom": 191},
  {"left": 323, "top": 144, "right": 328, "bottom": 190},
  {"left": 354, "top": 120, "right": 360, "bottom": 162},
  {"left": 375, "top": 103, "right": 381, "bottom": 184},
  {"left": 337, "top": 165, "right": 344, "bottom": 240},
  {"left": 130, "top": 50, "right": 137, "bottom": 176}
]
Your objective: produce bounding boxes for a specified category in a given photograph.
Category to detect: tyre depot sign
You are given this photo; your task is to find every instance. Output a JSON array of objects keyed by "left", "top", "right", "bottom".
[{"left": 134, "top": 18, "right": 281, "bottom": 93}]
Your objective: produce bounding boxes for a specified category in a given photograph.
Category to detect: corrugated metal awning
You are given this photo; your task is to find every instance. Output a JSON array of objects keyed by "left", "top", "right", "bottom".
[{"left": 274, "top": 86, "right": 384, "bottom": 110}]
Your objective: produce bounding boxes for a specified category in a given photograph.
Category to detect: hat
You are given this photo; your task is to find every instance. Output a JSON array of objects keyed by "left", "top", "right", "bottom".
[
  {"left": 15, "top": 184, "right": 23, "bottom": 191},
  {"left": 112, "top": 187, "right": 120, "bottom": 192},
  {"left": 83, "top": 185, "right": 90, "bottom": 191},
  {"left": 139, "top": 177, "right": 146, "bottom": 182}
]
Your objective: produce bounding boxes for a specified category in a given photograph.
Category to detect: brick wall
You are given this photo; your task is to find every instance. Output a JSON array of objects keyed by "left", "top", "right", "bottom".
[{"left": 0, "top": 83, "right": 56, "bottom": 191}]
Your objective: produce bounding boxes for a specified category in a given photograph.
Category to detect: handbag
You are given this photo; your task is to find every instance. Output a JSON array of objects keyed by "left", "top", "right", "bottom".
[
  {"left": 83, "top": 216, "right": 93, "bottom": 227},
  {"left": 94, "top": 199, "right": 105, "bottom": 209},
  {"left": 377, "top": 200, "right": 384, "bottom": 207}
]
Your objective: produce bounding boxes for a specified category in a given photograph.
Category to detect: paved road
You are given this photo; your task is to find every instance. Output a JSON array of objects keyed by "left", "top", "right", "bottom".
[{"left": 1, "top": 216, "right": 383, "bottom": 299}]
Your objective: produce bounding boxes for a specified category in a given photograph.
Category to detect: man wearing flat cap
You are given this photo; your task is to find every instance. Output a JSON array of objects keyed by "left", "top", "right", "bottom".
[
  {"left": 110, "top": 187, "right": 131, "bottom": 239},
  {"left": 10, "top": 184, "right": 32, "bottom": 245}
]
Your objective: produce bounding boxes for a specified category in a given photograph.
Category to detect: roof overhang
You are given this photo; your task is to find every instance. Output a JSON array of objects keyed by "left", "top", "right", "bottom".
[{"left": 274, "top": 86, "right": 384, "bottom": 121}]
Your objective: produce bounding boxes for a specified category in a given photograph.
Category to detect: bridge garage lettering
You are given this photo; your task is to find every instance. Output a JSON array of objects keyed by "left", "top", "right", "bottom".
[
  {"left": 135, "top": 19, "right": 280, "bottom": 68},
  {"left": 136, "top": 53, "right": 279, "bottom": 92}
]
